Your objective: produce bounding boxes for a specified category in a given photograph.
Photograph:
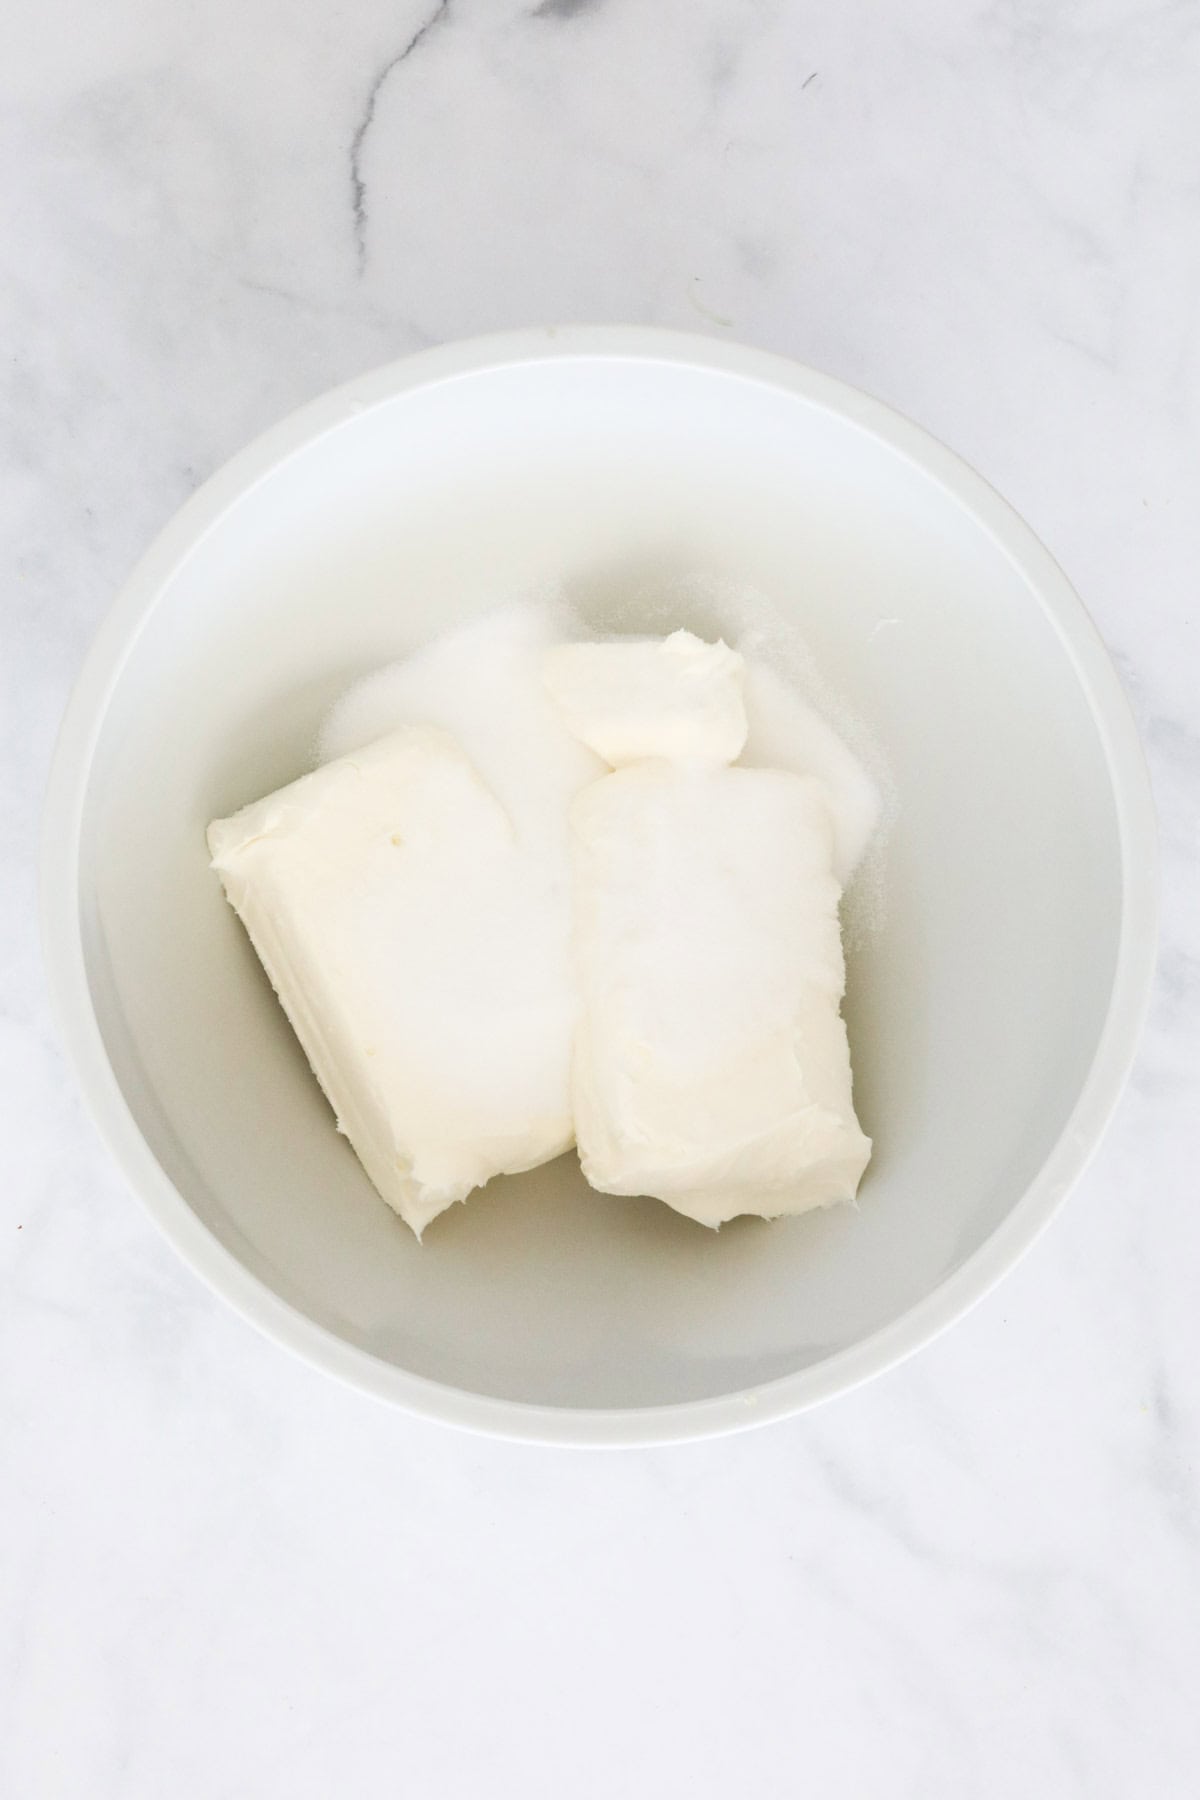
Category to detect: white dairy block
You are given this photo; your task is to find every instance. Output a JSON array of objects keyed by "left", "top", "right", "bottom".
[
  {"left": 542, "top": 630, "right": 748, "bottom": 766},
  {"left": 208, "top": 727, "right": 579, "bottom": 1238},
  {"left": 569, "top": 761, "right": 872, "bottom": 1227}
]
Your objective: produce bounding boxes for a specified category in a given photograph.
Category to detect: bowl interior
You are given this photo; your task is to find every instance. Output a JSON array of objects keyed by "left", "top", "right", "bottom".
[{"left": 79, "top": 350, "right": 1122, "bottom": 1412}]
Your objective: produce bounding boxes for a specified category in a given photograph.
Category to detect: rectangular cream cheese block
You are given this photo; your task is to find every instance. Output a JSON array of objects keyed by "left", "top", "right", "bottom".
[
  {"left": 208, "top": 727, "right": 575, "bottom": 1237},
  {"left": 569, "top": 761, "right": 872, "bottom": 1226},
  {"left": 542, "top": 630, "right": 747, "bottom": 767}
]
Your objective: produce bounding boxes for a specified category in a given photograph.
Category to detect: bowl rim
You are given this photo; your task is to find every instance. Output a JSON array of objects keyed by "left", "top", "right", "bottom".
[{"left": 40, "top": 325, "right": 1159, "bottom": 1447}]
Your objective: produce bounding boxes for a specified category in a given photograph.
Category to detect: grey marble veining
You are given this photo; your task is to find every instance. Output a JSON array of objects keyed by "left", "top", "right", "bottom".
[{"left": 2, "top": 1, "right": 1198, "bottom": 1794}]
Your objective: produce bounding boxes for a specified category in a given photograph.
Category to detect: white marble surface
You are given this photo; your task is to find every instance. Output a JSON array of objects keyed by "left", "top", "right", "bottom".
[{"left": 3, "top": 1, "right": 1199, "bottom": 1793}]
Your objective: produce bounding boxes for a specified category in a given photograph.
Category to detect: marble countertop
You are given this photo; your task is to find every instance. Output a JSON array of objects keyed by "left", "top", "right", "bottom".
[{"left": 4, "top": 2, "right": 1198, "bottom": 1794}]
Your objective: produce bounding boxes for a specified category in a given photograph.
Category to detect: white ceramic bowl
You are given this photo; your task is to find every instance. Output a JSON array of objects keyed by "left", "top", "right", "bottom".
[{"left": 42, "top": 328, "right": 1156, "bottom": 1445}]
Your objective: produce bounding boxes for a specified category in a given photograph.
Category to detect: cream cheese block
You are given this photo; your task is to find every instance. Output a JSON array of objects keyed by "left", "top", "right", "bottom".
[
  {"left": 208, "top": 727, "right": 576, "bottom": 1237},
  {"left": 568, "top": 760, "right": 872, "bottom": 1226},
  {"left": 542, "top": 630, "right": 748, "bottom": 767}
]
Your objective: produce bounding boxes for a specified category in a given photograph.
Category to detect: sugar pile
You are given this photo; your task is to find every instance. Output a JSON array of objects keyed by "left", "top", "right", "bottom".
[
  {"left": 739, "top": 661, "right": 881, "bottom": 886},
  {"left": 319, "top": 601, "right": 603, "bottom": 848},
  {"left": 322, "top": 594, "right": 887, "bottom": 899}
]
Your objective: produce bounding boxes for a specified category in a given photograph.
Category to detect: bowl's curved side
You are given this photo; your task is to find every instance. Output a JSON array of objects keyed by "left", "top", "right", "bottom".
[{"left": 40, "top": 327, "right": 1158, "bottom": 1446}]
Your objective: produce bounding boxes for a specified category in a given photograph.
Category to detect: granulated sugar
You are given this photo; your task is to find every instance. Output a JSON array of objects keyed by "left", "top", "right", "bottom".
[
  {"left": 739, "top": 660, "right": 881, "bottom": 886},
  {"left": 319, "top": 600, "right": 603, "bottom": 849},
  {"left": 320, "top": 590, "right": 890, "bottom": 929}
]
